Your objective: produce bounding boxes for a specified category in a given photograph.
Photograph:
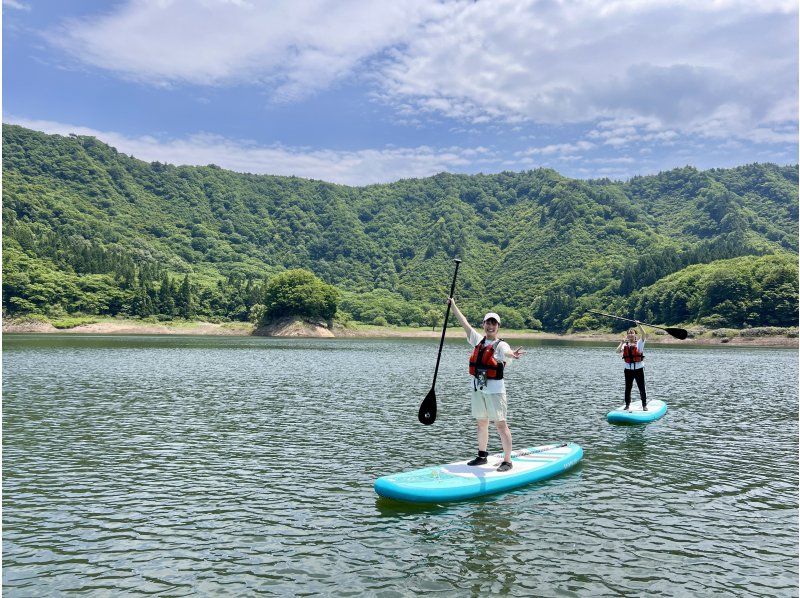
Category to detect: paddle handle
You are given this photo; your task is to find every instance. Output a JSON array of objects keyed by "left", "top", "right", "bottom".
[{"left": 431, "top": 258, "right": 461, "bottom": 387}]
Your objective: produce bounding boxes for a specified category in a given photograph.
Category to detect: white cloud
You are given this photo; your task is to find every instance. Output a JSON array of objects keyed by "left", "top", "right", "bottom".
[
  {"left": 7, "top": 117, "right": 497, "bottom": 186},
  {"left": 380, "top": 0, "right": 797, "bottom": 142},
  {"left": 49, "top": 0, "right": 445, "bottom": 99},
  {"left": 587, "top": 116, "right": 681, "bottom": 148},
  {"left": 3, "top": 0, "right": 31, "bottom": 9},
  {"left": 47, "top": 0, "right": 797, "bottom": 145},
  {"left": 516, "top": 141, "right": 595, "bottom": 157}
]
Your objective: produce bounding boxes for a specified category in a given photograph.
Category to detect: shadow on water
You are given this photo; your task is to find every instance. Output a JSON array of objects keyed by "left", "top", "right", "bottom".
[
  {"left": 374, "top": 496, "right": 451, "bottom": 517},
  {"left": 374, "top": 489, "right": 533, "bottom": 519},
  {"left": 373, "top": 491, "right": 538, "bottom": 516}
]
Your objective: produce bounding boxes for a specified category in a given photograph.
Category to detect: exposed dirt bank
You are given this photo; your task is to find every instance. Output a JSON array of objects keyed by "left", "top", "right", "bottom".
[
  {"left": 253, "top": 318, "right": 334, "bottom": 338},
  {"left": 2, "top": 319, "right": 251, "bottom": 336},
  {"left": 3, "top": 318, "right": 796, "bottom": 347}
]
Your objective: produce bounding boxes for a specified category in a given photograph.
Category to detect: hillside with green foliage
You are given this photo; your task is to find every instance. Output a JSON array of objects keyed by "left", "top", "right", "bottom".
[{"left": 3, "top": 124, "right": 798, "bottom": 331}]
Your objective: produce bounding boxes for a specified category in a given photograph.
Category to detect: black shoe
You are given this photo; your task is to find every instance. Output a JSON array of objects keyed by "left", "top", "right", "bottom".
[
  {"left": 467, "top": 450, "right": 489, "bottom": 466},
  {"left": 496, "top": 461, "right": 513, "bottom": 472},
  {"left": 642, "top": 405, "right": 648, "bottom": 411}
]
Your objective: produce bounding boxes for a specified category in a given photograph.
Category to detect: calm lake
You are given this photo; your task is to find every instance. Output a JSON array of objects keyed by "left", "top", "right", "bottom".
[{"left": 3, "top": 334, "right": 798, "bottom": 597}]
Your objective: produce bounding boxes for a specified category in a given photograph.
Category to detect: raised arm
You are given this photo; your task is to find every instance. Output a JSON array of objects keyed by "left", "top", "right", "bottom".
[{"left": 448, "top": 298, "right": 473, "bottom": 336}]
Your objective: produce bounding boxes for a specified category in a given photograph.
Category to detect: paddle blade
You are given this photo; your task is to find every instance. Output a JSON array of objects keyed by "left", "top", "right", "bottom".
[
  {"left": 418, "top": 388, "right": 437, "bottom": 425},
  {"left": 665, "top": 327, "right": 689, "bottom": 340}
]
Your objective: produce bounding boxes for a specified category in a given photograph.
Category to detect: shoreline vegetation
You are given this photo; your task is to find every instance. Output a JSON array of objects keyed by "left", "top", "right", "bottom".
[{"left": 3, "top": 316, "right": 797, "bottom": 348}]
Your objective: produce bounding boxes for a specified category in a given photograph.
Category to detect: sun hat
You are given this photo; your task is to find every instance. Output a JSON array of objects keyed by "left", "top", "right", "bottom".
[{"left": 482, "top": 312, "right": 501, "bottom": 325}]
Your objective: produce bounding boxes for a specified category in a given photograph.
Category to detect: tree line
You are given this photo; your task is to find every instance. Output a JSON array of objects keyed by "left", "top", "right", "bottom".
[{"left": 2, "top": 124, "right": 798, "bottom": 331}]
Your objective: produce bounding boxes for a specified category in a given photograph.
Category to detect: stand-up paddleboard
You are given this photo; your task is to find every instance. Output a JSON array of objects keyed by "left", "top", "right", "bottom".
[
  {"left": 607, "top": 399, "right": 667, "bottom": 424},
  {"left": 374, "top": 442, "right": 583, "bottom": 503}
]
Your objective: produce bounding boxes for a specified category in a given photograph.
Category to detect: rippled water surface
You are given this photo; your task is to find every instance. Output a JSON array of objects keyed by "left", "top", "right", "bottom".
[{"left": 3, "top": 334, "right": 798, "bottom": 596}]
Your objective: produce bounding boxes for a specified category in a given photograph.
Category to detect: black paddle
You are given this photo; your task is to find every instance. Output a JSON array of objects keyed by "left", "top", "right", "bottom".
[
  {"left": 418, "top": 258, "right": 462, "bottom": 425},
  {"left": 586, "top": 309, "right": 688, "bottom": 340}
]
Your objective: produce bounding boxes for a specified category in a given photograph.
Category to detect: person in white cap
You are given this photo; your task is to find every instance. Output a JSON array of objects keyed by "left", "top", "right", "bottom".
[{"left": 448, "top": 299, "right": 525, "bottom": 472}]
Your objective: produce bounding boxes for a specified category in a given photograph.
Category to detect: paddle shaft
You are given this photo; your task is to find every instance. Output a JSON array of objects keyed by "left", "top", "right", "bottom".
[
  {"left": 431, "top": 259, "right": 461, "bottom": 388},
  {"left": 587, "top": 310, "right": 672, "bottom": 334}
]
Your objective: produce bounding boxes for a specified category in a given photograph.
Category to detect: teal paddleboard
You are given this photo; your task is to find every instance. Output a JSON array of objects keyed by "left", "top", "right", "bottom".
[
  {"left": 607, "top": 399, "right": 667, "bottom": 424},
  {"left": 374, "top": 442, "right": 583, "bottom": 503}
]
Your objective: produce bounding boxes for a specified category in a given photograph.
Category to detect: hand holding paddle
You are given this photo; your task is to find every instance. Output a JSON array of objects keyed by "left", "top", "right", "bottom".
[{"left": 418, "top": 258, "right": 462, "bottom": 425}]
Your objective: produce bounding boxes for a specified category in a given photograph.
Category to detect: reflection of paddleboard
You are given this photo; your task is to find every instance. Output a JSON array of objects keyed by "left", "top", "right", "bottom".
[
  {"left": 607, "top": 399, "right": 667, "bottom": 424},
  {"left": 374, "top": 442, "right": 583, "bottom": 503}
]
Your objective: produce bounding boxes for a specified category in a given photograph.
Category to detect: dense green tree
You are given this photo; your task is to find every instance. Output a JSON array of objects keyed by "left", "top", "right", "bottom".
[
  {"left": 261, "top": 269, "right": 339, "bottom": 324},
  {"left": 177, "top": 275, "right": 193, "bottom": 318},
  {"left": 626, "top": 254, "right": 798, "bottom": 328}
]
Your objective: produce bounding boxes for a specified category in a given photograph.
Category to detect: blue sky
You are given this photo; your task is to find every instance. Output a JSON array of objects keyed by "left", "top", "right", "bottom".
[{"left": 4, "top": 0, "right": 798, "bottom": 185}]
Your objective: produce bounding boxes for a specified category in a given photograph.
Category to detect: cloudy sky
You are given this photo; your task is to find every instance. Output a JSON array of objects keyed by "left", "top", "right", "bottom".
[{"left": 4, "top": 0, "right": 797, "bottom": 185}]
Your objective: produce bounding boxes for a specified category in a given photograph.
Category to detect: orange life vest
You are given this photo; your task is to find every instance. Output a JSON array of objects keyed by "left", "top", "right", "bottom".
[
  {"left": 622, "top": 343, "right": 644, "bottom": 364},
  {"left": 469, "top": 337, "right": 504, "bottom": 380}
]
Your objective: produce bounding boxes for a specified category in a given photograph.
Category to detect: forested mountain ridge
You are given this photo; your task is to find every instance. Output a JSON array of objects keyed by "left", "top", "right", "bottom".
[{"left": 3, "top": 124, "right": 798, "bottom": 330}]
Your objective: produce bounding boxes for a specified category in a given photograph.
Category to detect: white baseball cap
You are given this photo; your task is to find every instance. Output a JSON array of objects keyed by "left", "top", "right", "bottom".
[{"left": 482, "top": 312, "right": 501, "bottom": 325}]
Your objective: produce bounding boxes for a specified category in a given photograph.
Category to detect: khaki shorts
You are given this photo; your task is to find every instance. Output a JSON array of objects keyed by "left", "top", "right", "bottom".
[{"left": 471, "top": 390, "right": 508, "bottom": 421}]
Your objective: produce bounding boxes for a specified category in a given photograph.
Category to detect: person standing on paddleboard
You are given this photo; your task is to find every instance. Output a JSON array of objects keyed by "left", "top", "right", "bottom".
[
  {"left": 616, "top": 323, "right": 647, "bottom": 411},
  {"left": 448, "top": 299, "right": 524, "bottom": 472}
]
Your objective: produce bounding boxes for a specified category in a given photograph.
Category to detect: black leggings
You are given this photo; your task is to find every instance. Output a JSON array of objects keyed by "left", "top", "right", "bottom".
[{"left": 624, "top": 368, "right": 647, "bottom": 407}]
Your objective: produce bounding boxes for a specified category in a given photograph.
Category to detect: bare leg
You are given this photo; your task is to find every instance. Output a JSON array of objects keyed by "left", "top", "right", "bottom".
[
  {"left": 477, "top": 419, "right": 489, "bottom": 452},
  {"left": 495, "top": 420, "right": 512, "bottom": 462}
]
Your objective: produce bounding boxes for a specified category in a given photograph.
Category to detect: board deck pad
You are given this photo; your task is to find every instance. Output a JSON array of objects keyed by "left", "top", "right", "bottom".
[
  {"left": 374, "top": 442, "right": 583, "bottom": 503},
  {"left": 607, "top": 399, "right": 667, "bottom": 424}
]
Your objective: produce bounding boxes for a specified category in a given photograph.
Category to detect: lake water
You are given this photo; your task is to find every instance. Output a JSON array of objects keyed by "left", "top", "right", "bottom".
[{"left": 3, "top": 334, "right": 798, "bottom": 596}]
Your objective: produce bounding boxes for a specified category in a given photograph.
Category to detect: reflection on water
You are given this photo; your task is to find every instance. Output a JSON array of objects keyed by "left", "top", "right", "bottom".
[
  {"left": 3, "top": 334, "right": 798, "bottom": 596},
  {"left": 618, "top": 427, "right": 648, "bottom": 460}
]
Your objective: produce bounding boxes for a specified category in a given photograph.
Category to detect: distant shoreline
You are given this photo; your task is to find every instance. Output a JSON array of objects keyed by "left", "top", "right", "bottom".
[{"left": 3, "top": 317, "right": 797, "bottom": 348}]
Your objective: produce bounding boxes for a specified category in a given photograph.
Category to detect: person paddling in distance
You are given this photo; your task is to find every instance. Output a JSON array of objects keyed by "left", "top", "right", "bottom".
[
  {"left": 616, "top": 323, "right": 647, "bottom": 411},
  {"left": 448, "top": 299, "right": 525, "bottom": 472}
]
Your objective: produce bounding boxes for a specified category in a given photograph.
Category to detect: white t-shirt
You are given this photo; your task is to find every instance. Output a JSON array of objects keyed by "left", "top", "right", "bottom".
[
  {"left": 622, "top": 339, "right": 645, "bottom": 370},
  {"left": 466, "top": 327, "right": 512, "bottom": 393}
]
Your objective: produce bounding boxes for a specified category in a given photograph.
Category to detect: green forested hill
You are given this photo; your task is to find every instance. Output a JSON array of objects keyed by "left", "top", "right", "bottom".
[{"left": 2, "top": 124, "right": 797, "bottom": 330}]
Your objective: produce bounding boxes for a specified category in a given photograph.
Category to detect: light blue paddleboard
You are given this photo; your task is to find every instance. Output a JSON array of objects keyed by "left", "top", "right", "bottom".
[
  {"left": 607, "top": 399, "right": 667, "bottom": 424},
  {"left": 374, "top": 442, "right": 583, "bottom": 503}
]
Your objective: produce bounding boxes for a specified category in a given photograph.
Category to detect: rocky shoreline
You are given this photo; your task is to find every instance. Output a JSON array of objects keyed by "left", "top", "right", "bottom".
[{"left": 3, "top": 317, "right": 797, "bottom": 348}]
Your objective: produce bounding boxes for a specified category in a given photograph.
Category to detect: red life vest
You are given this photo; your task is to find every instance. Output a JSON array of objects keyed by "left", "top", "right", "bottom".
[
  {"left": 622, "top": 343, "right": 644, "bottom": 364},
  {"left": 469, "top": 337, "right": 504, "bottom": 380}
]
